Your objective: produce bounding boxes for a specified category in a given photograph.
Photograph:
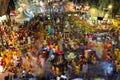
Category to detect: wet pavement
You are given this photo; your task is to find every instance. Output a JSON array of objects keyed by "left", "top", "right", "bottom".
[{"left": 70, "top": 61, "right": 116, "bottom": 80}]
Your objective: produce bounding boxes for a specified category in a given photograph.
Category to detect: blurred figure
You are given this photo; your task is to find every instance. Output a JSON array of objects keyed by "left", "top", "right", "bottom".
[
  {"left": 82, "top": 62, "right": 88, "bottom": 79},
  {"left": 116, "top": 62, "right": 120, "bottom": 80},
  {"left": 0, "top": 55, "right": 5, "bottom": 73}
]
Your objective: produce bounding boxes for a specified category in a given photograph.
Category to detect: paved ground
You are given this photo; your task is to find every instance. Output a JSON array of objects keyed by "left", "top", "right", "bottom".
[{"left": 0, "top": 72, "right": 14, "bottom": 80}]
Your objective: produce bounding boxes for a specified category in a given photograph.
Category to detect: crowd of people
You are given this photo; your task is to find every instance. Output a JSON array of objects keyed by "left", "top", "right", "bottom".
[{"left": 0, "top": 12, "right": 120, "bottom": 80}]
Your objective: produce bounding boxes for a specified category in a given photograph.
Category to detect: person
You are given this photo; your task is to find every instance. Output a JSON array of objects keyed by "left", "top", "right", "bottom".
[
  {"left": 79, "top": 58, "right": 84, "bottom": 70},
  {"left": 109, "top": 56, "right": 113, "bottom": 63},
  {"left": 91, "top": 53, "right": 97, "bottom": 64},
  {"left": 21, "top": 69, "right": 27, "bottom": 80},
  {"left": 13, "top": 74, "right": 21, "bottom": 80},
  {"left": 105, "top": 53, "right": 110, "bottom": 61},
  {"left": 116, "top": 62, "right": 120, "bottom": 80},
  {"left": 4, "top": 75, "right": 9, "bottom": 80},
  {"left": 60, "top": 74, "right": 68, "bottom": 80},
  {"left": 28, "top": 75, "right": 36, "bottom": 80},
  {"left": 0, "top": 55, "right": 5, "bottom": 72},
  {"left": 82, "top": 62, "right": 88, "bottom": 79}
]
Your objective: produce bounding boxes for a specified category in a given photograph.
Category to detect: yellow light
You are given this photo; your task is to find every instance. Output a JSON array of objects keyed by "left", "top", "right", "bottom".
[{"left": 108, "top": 5, "right": 112, "bottom": 9}]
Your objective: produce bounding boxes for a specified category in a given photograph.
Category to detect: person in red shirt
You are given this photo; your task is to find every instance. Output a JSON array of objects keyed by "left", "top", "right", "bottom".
[
  {"left": 0, "top": 56, "right": 4, "bottom": 72},
  {"left": 105, "top": 53, "right": 110, "bottom": 61}
]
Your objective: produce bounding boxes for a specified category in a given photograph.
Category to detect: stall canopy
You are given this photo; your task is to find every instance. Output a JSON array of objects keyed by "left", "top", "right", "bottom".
[{"left": 0, "top": 0, "right": 16, "bottom": 16}]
